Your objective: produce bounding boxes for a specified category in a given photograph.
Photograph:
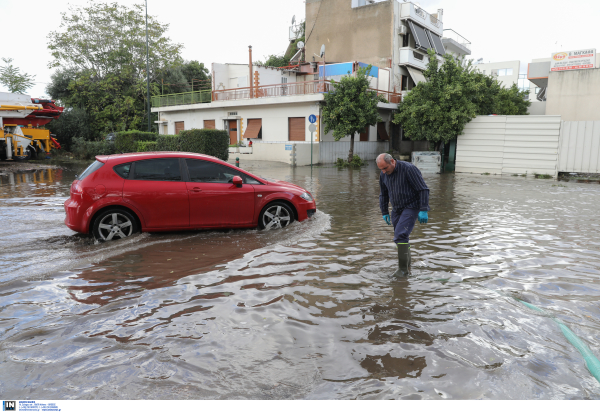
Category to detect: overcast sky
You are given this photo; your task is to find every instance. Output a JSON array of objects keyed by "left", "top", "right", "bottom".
[{"left": 2, "top": 0, "right": 598, "bottom": 99}]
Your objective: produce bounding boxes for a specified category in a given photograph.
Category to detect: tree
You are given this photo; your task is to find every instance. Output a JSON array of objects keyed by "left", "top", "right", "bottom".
[
  {"left": 0, "top": 58, "right": 36, "bottom": 94},
  {"left": 47, "top": 2, "right": 182, "bottom": 82},
  {"left": 394, "top": 50, "right": 530, "bottom": 147},
  {"left": 321, "top": 65, "right": 382, "bottom": 163},
  {"left": 46, "top": 1, "right": 185, "bottom": 138}
]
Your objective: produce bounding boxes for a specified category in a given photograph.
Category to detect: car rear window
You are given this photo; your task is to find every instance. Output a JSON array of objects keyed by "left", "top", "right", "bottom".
[
  {"left": 113, "top": 163, "right": 131, "bottom": 179},
  {"left": 133, "top": 158, "right": 182, "bottom": 181},
  {"left": 77, "top": 160, "right": 104, "bottom": 181}
]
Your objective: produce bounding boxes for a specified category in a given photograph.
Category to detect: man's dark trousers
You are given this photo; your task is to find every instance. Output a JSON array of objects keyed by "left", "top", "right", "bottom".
[{"left": 391, "top": 208, "right": 419, "bottom": 244}]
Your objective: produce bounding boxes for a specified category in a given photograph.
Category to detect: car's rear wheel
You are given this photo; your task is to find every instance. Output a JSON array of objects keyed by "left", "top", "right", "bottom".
[
  {"left": 92, "top": 208, "right": 139, "bottom": 241},
  {"left": 259, "top": 202, "right": 294, "bottom": 230}
]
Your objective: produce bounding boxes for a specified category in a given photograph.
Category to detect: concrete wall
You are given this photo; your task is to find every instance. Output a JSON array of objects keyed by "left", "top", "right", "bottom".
[
  {"left": 528, "top": 101, "right": 546, "bottom": 115},
  {"left": 456, "top": 115, "right": 561, "bottom": 177},
  {"left": 546, "top": 68, "right": 600, "bottom": 121},
  {"left": 558, "top": 120, "right": 600, "bottom": 173},
  {"left": 305, "top": 0, "right": 393, "bottom": 69}
]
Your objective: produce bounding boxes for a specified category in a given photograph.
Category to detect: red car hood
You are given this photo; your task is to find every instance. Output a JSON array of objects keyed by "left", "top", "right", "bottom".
[{"left": 265, "top": 178, "right": 305, "bottom": 192}]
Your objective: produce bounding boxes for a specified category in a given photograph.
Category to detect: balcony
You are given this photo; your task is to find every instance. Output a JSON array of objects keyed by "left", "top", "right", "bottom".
[
  {"left": 399, "top": 2, "right": 442, "bottom": 36},
  {"left": 152, "top": 80, "right": 401, "bottom": 108},
  {"left": 399, "top": 47, "right": 428, "bottom": 71},
  {"left": 442, "top": 29, "right": 471, "bottom": 56}
]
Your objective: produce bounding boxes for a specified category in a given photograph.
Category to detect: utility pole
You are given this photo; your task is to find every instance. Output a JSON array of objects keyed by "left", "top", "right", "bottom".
[
  {"left": 249, "top": 45, "right": 253, "bottom": 98},
  {"left": 145, "top": 0, "right": 151, "bottom": 132}
]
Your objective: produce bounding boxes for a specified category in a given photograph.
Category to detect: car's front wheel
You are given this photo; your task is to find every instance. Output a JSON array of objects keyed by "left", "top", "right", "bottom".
[
  {"left": 259, "top": 202, "right": 295, "bottom": 230},
  {"left": 92, "top": 208, "right": 139, "bottom": 241}
]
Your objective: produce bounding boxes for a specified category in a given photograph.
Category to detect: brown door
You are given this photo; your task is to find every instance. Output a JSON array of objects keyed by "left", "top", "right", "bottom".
[
  {"left": 377, "top": 122, "right": 389, "bottom": 141},
  {"left": 175, "top": 121, "right": 184, "bottom": 135},
  {"left": 204, "top": 120, "right": 215, "bottom": 129},
  {"left": 359, "top": 126, "right": 369, "bottom": 141},
  {"left": 289, "top": 117, "right": 305, "bottom": 141},
  {"left": 228, "top": 119, "right": 238, "bottom": 145}
]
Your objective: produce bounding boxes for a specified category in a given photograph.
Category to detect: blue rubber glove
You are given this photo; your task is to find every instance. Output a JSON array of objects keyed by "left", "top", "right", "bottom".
[
  {"left": 382, "top": 214, "right": 391, "bottom": 225},
  {"left": 418, "top": 211, "right": 428, "bottom": 224}
]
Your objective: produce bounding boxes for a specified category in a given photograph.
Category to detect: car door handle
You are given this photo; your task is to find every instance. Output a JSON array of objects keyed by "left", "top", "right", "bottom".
[{"left": 189, "top": 187, "right": 202, "bottom": 192}]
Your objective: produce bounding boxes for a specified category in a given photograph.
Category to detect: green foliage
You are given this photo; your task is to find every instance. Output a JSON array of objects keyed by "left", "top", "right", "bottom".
[
  {"left": 47, "top": 107, "right": 93, "bottom": 151},
  {"left": 71, "top": 136, "right": 116, "bottom": 159},
  {"left": 255, "top": 54, "right": 290, "bottom": 68},
  {"left": 137, "top": 141, "right": 158, "bottom": 152},
  {"left": 254, "top": 22, "right": 305, "bottom": 68},
  {"left": 494, "top": 83, "right": 531, "bottom": 115},
  {"left": 335, "top": 155, "right": 366, "bottom": 168},
  {"left": 394, "top": 50, "right": 531, "bottom": 145},
  {"left": 156, "top": 129, "right": 229, "bottom": 160},
  {"left": 534, "top": 173, "right": 552, "bottom": 179},
  {"left": 46, "top": 2, "right": 187, "bottom": 138},
  {"left": 0, "top": 57, "right": 35, "bottom": 94},
  {"left": 158, "top": 60, "right": 211, "bottom": 94},
  {"left": 321, "top": 65, "right": 382, "bottom": 162},
  {"left": 115, "top": 130, "right": 158, "bottom": 153}
]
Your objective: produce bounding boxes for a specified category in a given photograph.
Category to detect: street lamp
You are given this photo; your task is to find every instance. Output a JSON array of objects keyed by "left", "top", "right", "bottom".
[{"left": 145, "top": 0, "right": 151, "bottom": 132}]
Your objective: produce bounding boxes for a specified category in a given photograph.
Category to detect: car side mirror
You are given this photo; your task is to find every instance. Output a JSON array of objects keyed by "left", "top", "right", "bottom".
[{"left": 232, "top": 175, "right": 243, "bottom": 187}]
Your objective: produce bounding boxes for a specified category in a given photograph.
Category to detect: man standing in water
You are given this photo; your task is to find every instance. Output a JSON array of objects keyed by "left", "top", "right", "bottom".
[{"left": 376, "top": 153, "right": 429, "bottom": 277}]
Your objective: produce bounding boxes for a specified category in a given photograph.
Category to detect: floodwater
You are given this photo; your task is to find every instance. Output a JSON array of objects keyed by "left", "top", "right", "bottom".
[{"left": 1, "top": 160, "right": 599, "bottom": 400}]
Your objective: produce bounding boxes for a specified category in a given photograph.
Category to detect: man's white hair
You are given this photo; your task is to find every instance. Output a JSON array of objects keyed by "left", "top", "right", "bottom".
[{"left": 377, "top": 153, "right": 394, "bottom": 164}]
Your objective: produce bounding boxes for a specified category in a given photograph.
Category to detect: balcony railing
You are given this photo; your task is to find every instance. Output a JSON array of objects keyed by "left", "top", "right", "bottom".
[
  {"left": 152, "top": 80, "right": 402, "bottom": 107},
  {"left": 442, "top": 29, "right": 471, "bottom": 50},
  {"left": 400, "top": 2, "right": 442, "bottom": 32},
  {"left": 151, "top": 90, "right": 211, "bottom": 107}
]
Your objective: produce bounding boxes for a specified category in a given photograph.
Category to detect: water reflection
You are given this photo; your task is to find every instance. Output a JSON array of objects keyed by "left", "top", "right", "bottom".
[{"left": 0, "top": 161, "right": 599, "bottom": 399}]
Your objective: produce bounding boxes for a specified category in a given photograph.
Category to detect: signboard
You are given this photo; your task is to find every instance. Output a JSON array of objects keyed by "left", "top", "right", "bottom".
[
  {"left": 285, "top": 144, "right": 292, "bottom": 150},
  {"left": 550, "top": 49, "right": 596, "bottom": 72},
  {"left": 308, "top": 123, "right": 317, "bottom": 132},
  {"left": 309, "top": 114, "right": 317, "bottom": 124}
]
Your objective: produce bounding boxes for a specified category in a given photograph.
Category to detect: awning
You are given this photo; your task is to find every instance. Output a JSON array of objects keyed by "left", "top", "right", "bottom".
[
  {"left": 406, "top": 66, "right": 427, "bottom": 85},
  {"left": 426, "top": 31, "right": 445, "bottom": 55},
  {"left": 377, "top": 122, "right": 389, "bottom": 141},
  {"left": 407, "top": 21, "right": 432, "bottom": 52},
  {"left": 244, "top": 118, "right": 262, "bottom": 139}
]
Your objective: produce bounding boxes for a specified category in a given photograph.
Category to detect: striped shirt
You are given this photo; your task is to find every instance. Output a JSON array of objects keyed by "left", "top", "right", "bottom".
[{"left": 379, "top": 160, "right": 430, "bottom": 215}]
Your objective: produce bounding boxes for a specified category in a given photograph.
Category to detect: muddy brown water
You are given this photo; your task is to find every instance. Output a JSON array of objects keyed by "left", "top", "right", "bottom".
[{"left": 1, "top": 160, "right": 599, "bottom": 399}]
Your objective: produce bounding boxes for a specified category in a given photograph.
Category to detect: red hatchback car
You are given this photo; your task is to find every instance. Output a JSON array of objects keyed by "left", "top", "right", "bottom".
[{"left": 64, "top": 152, "right": 317, "bottom": 241}]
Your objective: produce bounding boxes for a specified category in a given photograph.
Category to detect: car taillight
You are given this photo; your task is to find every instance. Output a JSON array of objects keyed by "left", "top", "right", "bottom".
[{"left": 71, "top": 182, "right": 83, "bottom": 196}]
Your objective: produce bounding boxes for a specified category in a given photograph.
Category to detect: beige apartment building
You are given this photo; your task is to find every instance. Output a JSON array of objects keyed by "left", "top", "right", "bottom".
[{"left": 304, "top": 0, "right": 471, "bottom": 95}]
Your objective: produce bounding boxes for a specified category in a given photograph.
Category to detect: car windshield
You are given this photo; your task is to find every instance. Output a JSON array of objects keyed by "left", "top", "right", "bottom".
[{"left": 78, "top": 160, "right": 104, "bottom": 181}]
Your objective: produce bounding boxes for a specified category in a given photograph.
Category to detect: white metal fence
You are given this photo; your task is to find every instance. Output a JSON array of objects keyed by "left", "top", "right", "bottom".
[
  {"left": 456, "top": 116, "right": 561, "bottom": 177},
  {"left": 558, "top": 121, "right": 600, "bottom": 173},
  {"left": 319, "top": 141, "right": 388, "bottom": 164}
]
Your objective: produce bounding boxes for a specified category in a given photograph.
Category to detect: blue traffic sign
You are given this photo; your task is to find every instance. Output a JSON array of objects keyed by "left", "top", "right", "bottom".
[{"left": 309, "top": 114, "right": 317, "bottom": 124}]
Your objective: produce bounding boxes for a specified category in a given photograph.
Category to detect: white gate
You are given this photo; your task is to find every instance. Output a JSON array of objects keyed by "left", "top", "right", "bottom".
[
  {"left": 456, "top": 115, "right": 561, "bottom": 177},
  {"left": 558, "top": 121, "right": 600, "bottom": 173}
]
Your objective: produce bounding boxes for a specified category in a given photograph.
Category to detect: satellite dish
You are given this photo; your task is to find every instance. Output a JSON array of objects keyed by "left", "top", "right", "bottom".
[
  {"left": 320, "top": 44, "right": 325, "bottom": 58},
  {"left": 292, "top": 15, "right": 296, "bottom": 25},
  {"left": 297, "top": 41, "right": 305, "bottom": 49}
]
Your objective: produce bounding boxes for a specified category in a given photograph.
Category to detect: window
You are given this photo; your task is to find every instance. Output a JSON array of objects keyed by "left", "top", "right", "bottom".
[
  {"left": 133, "top": 158, "right": 181, "bottom": 181},
  {"left": 483, "top": 70, "right": 486, "bottom": 75},
  {"left": 175, "top": 121, "right": 184, "bottom": 135},
  {"left": 185, "top": 159, "right": 260, "bottom": 184},
  {"left": 498, "top": 68, "right": 513, "bottom": 76},
  {"left": 78, "top": 161, "right": 104, "bottom": 181},
  {"left": 535, "top": 87, "right": 541, "bottom": 94},
  {"left": 113, "top": 163, "right": 131, "bottom": 179}
]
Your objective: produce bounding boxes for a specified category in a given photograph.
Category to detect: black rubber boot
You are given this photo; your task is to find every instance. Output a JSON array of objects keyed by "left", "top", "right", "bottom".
[{"left": 392, "top": 243, "right": 410, "bottom": 277}]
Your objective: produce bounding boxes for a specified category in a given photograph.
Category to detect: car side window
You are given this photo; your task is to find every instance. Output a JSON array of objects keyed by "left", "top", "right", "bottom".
[
  {"left": 113, "top": 163, "right": 131, "bottom": 179},
  {"left": 185, "top": 159, "right": 260, "bottom": 184},
  {"left": 133, "top": 158, "right": 181, "bottom": 181}
]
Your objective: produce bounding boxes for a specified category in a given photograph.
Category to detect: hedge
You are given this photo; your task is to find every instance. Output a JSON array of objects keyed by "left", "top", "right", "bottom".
[
  {"left": 137, "top": 141, "right": 159, "bottom": 152},
  {"left": 155, "top": 129, "right": 229, "bottom": 161},
  {"left": 71, "top": 137, "right": 116, "bottom": 159},
  {"left": 115, "top": 131, "right": 158, "bottom": 153}
]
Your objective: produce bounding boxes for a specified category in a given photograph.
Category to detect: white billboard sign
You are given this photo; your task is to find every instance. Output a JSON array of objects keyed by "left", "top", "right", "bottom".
[{"left": 550, "top": 49, "right": 596, "bottom": 72}]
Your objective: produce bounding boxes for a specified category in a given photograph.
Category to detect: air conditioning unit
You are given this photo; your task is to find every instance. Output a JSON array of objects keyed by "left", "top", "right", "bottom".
[{"left": 398, "top": 25, "right": 408, "bottom": 36}]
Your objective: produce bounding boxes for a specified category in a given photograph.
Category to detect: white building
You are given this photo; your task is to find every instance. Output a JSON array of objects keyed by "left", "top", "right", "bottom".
[{"left": 152, "top": 61, "right": 400, "bottom": 165}]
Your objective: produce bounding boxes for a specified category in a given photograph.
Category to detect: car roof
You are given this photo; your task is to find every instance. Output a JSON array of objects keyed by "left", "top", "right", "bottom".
[{"left": 96, "top": 152, "right": 222, "bottom": 164}]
